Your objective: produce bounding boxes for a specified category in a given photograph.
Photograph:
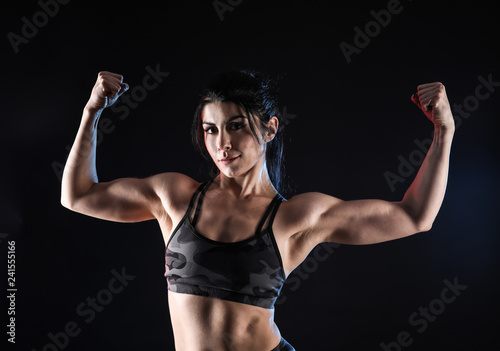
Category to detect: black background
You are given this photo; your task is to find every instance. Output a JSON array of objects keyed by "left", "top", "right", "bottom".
[{"left": 1, "top": 0, "right": 499, "bottom": 350}]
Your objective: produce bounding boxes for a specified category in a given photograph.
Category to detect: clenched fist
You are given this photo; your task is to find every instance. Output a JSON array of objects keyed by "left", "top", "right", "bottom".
[
  {"left": 411, "top": 82, "right": 454, "bottom": 129},
  {"left": 86, "top": 71, "right": 129, "bottom": 112}
]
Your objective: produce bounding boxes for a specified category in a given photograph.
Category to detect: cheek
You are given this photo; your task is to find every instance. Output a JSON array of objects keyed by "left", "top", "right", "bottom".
[
  {"left": 243, "top": 136, "right": 265, "bottom": 157},
  {"left": 205, "top": 137, "right": 215, "bottom": 155}
]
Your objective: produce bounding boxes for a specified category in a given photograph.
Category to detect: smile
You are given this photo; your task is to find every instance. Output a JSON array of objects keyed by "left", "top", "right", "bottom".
[{"left": 219, "top": 156, "right": 239, "bottom": 165}]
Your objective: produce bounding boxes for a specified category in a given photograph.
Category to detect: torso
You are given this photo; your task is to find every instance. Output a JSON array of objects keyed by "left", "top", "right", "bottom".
[{"left": 156, "top": 177, "right": 297, "bottom": 350}]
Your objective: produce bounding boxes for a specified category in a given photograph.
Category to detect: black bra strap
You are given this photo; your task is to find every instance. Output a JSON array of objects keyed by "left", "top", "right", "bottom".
[
  {"left": 255, "top": 194, "right": 283, "bottom": 235},
  {"left": 267, "top": 194, "right": 284, "bottom": 227},
  {"left": 192, "top": 181, "right": 283, "bottom": 233},
  {"left": 186, "top": 181, "right": 208, "bottom": 217},
  {"left": 192, "top": 179, "right": 214, "bottom": 226}
]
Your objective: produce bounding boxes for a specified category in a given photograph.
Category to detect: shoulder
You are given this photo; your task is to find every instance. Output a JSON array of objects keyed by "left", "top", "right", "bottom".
[
  {"left": 280, "top": 192, "right": 344, "bottom": 217},
  {"left": 276, "top": 192, "right": 344, "bottom": 236},
  {"left": 148, "top": 172, "right": 199, "bottom": 191},
  {"left": 146, "top": 172, "right": 202, "bottom": 217}
]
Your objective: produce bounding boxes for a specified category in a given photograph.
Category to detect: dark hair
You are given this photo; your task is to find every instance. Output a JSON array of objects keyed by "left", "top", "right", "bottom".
[{"left": 191, "top": 69, "right": 285, "bottom": 193}]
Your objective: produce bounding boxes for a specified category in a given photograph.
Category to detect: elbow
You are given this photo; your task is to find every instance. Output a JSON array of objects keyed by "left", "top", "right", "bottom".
[
  {"left": 400, "top": 202, "right": 434, "bottom": 233},
  {"left": 61, "top": 196, "right": 86, "bottom": 214},
  {"left": 61, "top": 181, "right": 74, "bottom": 210},
  {"left": 61, "top": 190, "right": 81, "bottom": 211},
  {"left": 60, "top": 185, "right": 73, "bottom": 209},
  {"left": 60, "top": 182, "right": 95, "bottom": 211},
  {"left": 60, "top": 195, "right": 74, "bottom": 210},
  {"left": 415, "top": 219, "right": 433, "bottom": 233}
]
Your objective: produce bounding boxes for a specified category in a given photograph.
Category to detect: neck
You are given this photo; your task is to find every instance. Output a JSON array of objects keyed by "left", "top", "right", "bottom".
[{"left": 216, "top": 159, "right": 276, "bottom": 199}]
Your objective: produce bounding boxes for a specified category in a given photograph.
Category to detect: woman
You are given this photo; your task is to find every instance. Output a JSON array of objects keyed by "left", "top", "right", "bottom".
[{"left": 61, "top": 69, "right": 455, "bottom": 350}]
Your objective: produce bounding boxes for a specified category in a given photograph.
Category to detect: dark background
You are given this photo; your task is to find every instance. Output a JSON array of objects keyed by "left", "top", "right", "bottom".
[{"left": 1, "top": 0, "right": 499, "bottom": 350}]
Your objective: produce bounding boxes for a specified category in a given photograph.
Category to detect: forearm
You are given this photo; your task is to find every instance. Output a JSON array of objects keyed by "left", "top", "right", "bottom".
[
  {"left": 61, "top": 106, "right": 102, "bottom": 207},
  {"left": 401, "top": 123, "right": 455, "bottom": 230}
]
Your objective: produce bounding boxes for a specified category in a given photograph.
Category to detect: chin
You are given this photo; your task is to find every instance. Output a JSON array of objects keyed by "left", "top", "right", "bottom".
[
  {"left": 220, "top": 170, "right": 239, "bottom": 178},
  {"left": 219, "top": 166, "right": 247, "bottom": 179}
]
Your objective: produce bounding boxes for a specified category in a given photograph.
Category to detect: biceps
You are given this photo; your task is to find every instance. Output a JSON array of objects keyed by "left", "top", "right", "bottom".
[
  {"left": 70, "top": 178, "right": 160, "bottom": 223},
  {"left": 320, "top": 200, "right": 420, "bottom": 245}
]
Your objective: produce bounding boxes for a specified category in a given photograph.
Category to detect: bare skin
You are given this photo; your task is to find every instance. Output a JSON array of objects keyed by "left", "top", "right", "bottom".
[{"left": 61, "top": 71, "right": 455, "bottom": 350}]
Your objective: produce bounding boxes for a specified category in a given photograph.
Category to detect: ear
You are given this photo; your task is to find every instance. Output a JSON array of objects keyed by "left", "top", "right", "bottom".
[{"left": 265, "top": 116, "right": 279, "bottom": 142}]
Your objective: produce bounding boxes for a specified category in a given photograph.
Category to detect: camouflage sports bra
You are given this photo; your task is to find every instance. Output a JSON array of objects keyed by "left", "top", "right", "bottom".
[{"left": 164, "top": 179, "right": 286, "bottom": 309}]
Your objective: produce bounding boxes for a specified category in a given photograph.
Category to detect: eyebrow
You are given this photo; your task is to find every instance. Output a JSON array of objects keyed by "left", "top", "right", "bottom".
[{"left": 202, "top": 115, "right": 248, "bottom": 125}]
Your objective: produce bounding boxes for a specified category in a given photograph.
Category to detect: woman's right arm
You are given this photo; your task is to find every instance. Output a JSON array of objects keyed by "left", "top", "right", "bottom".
[{"left": 61, "top": 71, "right": 193, "bottom": 223}]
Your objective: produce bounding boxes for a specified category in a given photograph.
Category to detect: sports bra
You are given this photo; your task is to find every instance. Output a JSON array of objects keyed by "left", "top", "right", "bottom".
[{"left": 164, "top": 180, "right": 286, "bottom": 309}]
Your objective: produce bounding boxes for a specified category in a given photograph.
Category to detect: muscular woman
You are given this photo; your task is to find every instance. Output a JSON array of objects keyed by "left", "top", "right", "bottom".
[{"left": 61, "top": 70, "right": 454, "bottom": 350}]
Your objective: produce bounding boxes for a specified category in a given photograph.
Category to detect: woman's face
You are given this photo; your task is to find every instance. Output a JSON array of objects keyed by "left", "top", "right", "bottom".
[{"left": 202, "top": 101, "right": 271, "bottom": 179}]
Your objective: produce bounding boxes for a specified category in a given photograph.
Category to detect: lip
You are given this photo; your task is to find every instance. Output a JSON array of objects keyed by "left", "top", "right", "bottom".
[{"left": 219, "top": 156, "right": 239, "bottom": 165}]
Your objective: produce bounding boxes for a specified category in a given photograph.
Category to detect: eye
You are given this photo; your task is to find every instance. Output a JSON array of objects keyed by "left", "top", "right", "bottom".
[
  {"left": 204, "top": 126, "right": 217, "bottom": 134},
  {"left": 230, "top": 122, "right": 245, "bottom": 130}
]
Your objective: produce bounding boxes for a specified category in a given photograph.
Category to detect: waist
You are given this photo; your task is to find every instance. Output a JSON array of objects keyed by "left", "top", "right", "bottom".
[{"left": 168, "top": 290, "right": 281, "bottom": 351}]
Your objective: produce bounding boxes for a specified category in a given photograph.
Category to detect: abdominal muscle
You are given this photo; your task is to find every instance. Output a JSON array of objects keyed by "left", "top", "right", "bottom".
[{"left": 168, "top": 290, "right": 282, "bottom": 351}]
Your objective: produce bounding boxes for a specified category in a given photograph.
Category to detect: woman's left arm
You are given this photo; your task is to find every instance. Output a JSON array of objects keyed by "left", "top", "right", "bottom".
[
  {"left": 396, "top": 82, "right": 455, "bottom": 235},
  {"left": 289, "top": 82, "right": 455, "bottom": 251}
]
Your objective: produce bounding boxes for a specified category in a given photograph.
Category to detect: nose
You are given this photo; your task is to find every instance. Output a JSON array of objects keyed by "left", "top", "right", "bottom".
[{"left": 217, "top": 130, "right": 231, "bottom": 151}]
